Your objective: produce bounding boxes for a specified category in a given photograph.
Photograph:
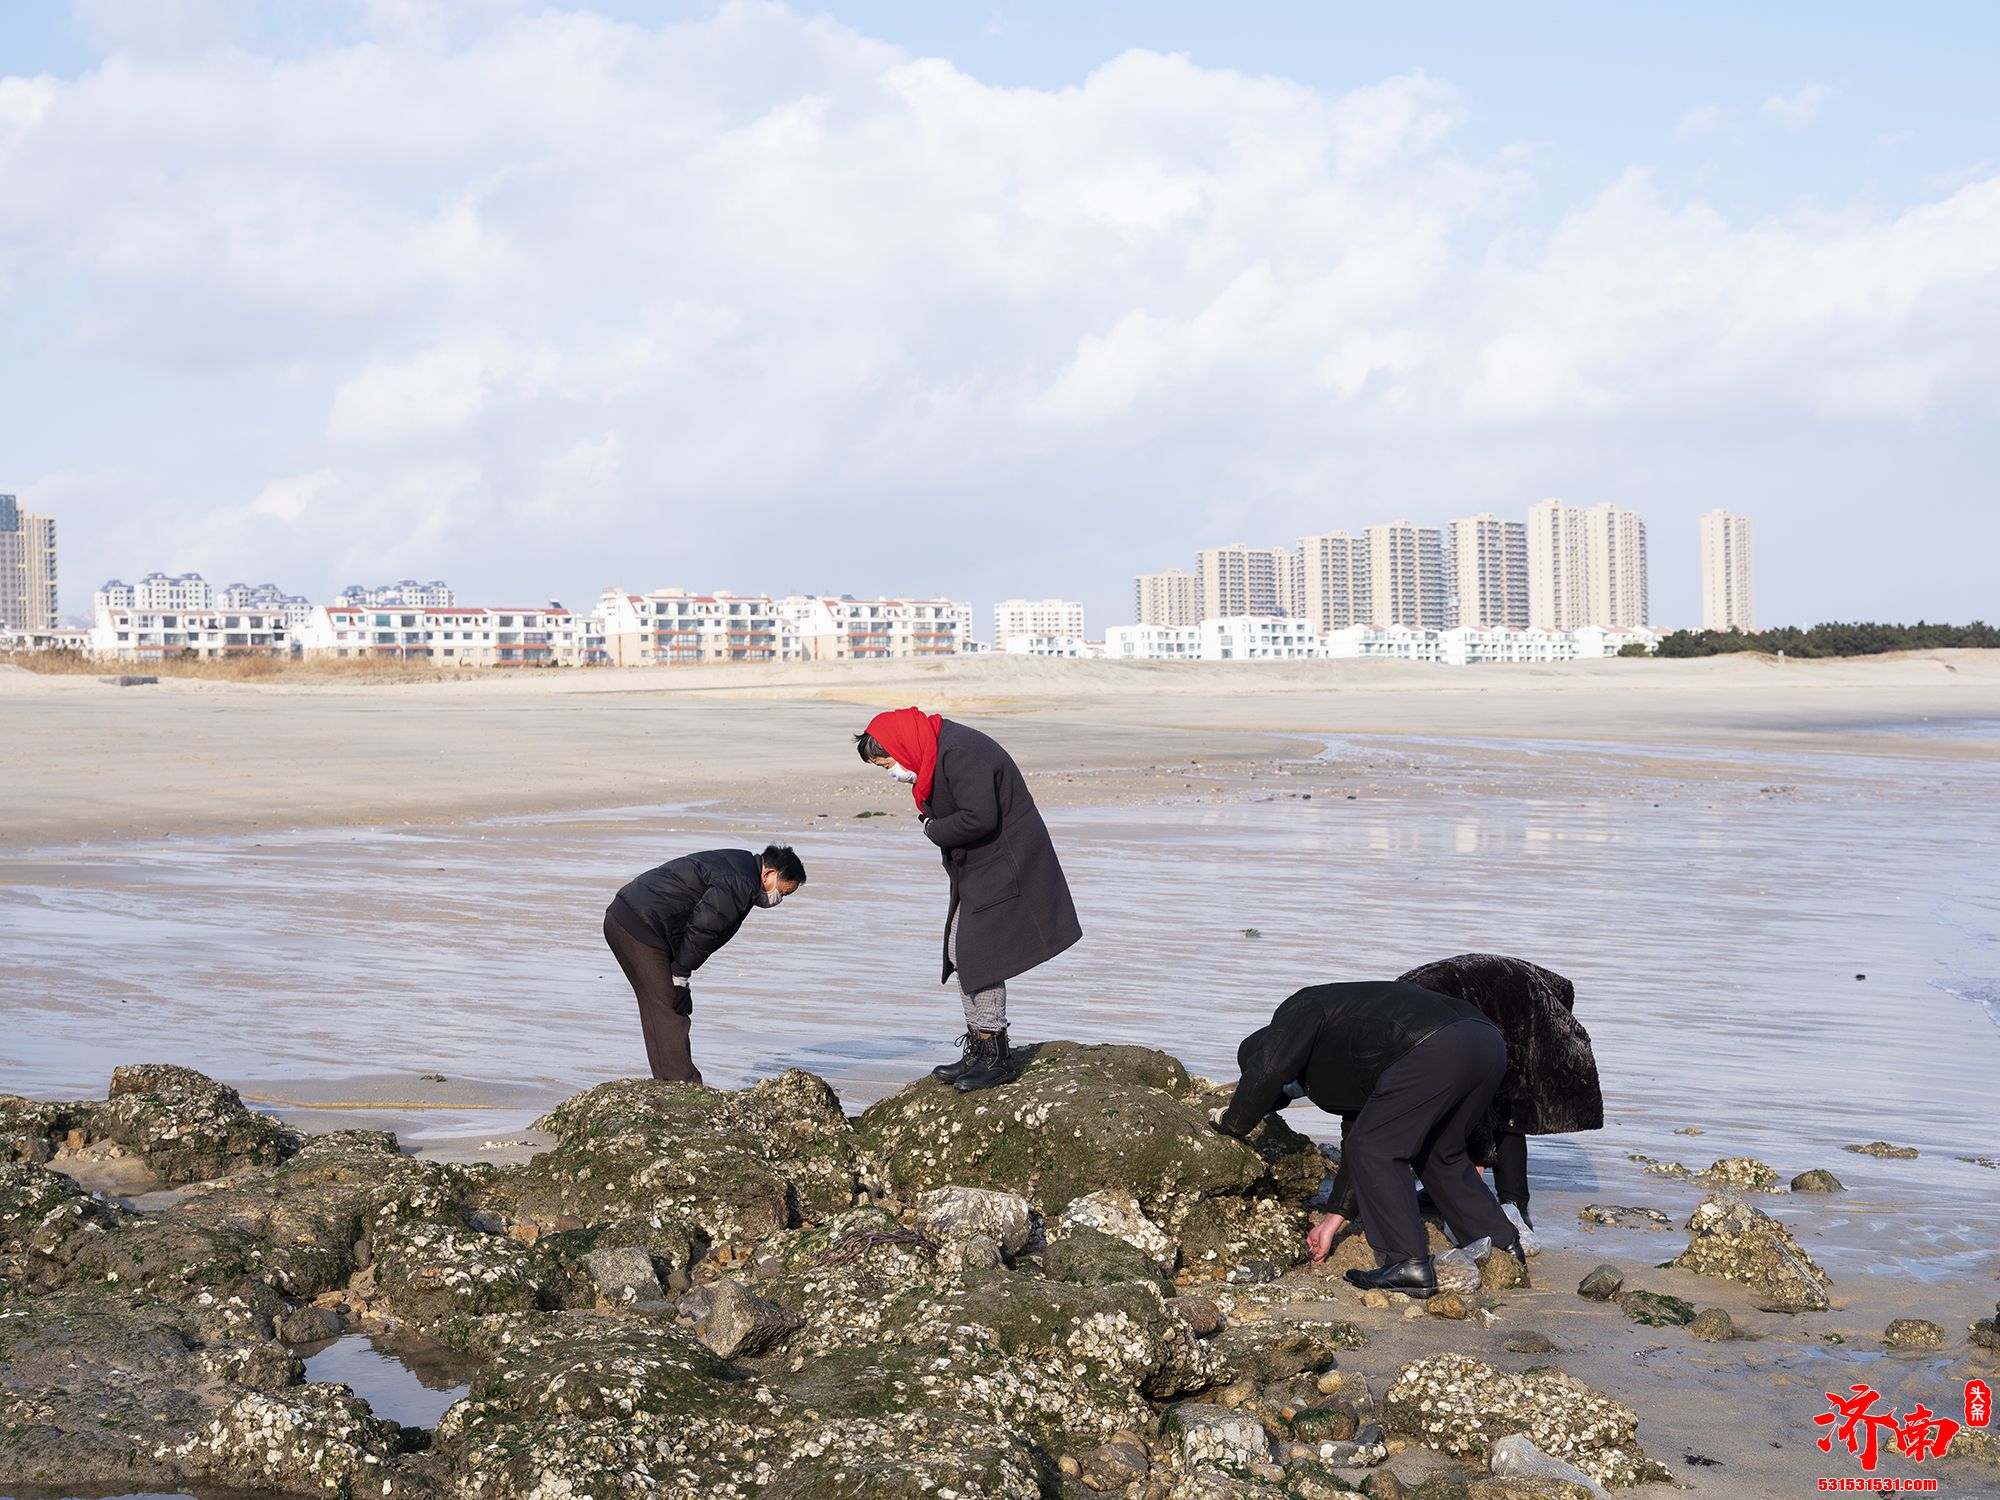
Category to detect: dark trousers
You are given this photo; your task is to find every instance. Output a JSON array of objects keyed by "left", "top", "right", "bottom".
[
  {"left": 602, "top": 910, "right": 702, "bottom": 1085},
  {"left": 1347, "top": 1020, "right": 1517, "bottom": 1262},
  {"left": 1493, "top": 1130, "right": 1530, "bottom": 1213}
]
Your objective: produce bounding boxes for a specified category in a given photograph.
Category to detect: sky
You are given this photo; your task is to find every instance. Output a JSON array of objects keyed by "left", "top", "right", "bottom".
[{"left": 3, "top": 1, "right": 1997, "bottom": 632}]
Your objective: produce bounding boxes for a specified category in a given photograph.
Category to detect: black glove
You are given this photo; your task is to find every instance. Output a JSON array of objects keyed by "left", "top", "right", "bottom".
[{"left": 671, "top": 974, "right": 692, "bottom": 1017}]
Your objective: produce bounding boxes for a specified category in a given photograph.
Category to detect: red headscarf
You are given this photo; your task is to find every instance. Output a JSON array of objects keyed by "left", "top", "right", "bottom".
[{"left": 866, "top": 706, "right": 943, "bottom": 809}]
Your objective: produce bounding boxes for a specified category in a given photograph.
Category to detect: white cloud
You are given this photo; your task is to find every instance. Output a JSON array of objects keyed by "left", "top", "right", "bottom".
[
  {"left": 1676, "top": 104, "right": 1720, "bottom": 137},
  {"left": 1762, "top": 83, "right": 1835, "bottom": 128},
  {"left": 249, "top": 468, "right": 336, "bottom": 523},
  {"left": 4, "top": 3, "right": 1997, "bottom": 626}
]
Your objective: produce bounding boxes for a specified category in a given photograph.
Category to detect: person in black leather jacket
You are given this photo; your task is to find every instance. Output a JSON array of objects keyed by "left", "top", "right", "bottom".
[
  {"left": 602, "top": 844, "right": 805, "bottom": 1083},
  {"left": 1210, "top": 979, "right": 1524, "bottom": 1297}
]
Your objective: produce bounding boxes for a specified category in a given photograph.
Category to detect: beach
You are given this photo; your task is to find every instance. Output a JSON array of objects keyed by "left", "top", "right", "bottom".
[{"left": 4, "top": 651, "right": 2000, "bottom": 1497}]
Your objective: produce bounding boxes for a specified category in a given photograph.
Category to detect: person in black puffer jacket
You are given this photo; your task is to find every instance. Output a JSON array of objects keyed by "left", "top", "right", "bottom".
[{"left": 603, "top": 844, "right": 806, "bottom": 1083}]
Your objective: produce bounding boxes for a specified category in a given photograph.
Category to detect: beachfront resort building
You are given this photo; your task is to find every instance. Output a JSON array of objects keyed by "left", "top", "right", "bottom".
[
  {"left": 1699, "top": 509, "right": 1756, "bottom": 632},
  {"left": 91, "top": 599, "right": 295, "bottom": 660},
  {"left": 0, "top": 494, "right": 60, "bottom": 633},
  {"left": 1133, "top": 569, "right": 1199, "bottom": 628},
  {"left": 1527, "top": 499, "right": 1650, "bottom": 630},
  {"left": 600, "top": 590, "right": 799, "bottom": 666},
  {"left": 299, "top": 604, "right": 606, "bottom": 666},
  {"left": 779, "top": 595, "right": 970, "bottom": 661},
  {"left": 1445, "top": 514, "right": 1529, "bottom": 629},
  {"left": 993, "top": 598, "right": 1085, "bottom": 650}
]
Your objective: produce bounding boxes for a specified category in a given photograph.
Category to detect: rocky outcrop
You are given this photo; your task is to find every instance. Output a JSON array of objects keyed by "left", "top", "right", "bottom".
[
  {"left": 1790, "top": 1169, "right": 1845, "bottom": 1192},
  {"left": 1696, "top": 1157, "right": 1781, "bottom": 1191},
  {"left": 1382, "top": 1354, "right": 1665, "bottom": 1488},
  {"left": 1672, "top": 1193, "right": 1832, "bottom": 1312},
  {"left": 494, "top": 1069, "right": 859, "bottom": 1245},
  {"left": 1844, "top": 1141, "right": 1918, "bottom": 1159},
  {"left": 857, "top": 1042, "right": 1323, "bottom": 1272}
]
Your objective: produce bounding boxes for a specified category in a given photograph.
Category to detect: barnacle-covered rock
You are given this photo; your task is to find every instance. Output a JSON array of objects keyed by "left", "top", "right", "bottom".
[
  {"left": 0, "top": 1159, "right": 128, "bottom": 1288},
  {"left": 95, "top": 1064, "right": 301, "bottom": 1184},
  {"left": 495, "top": 1069, "right": 858, "bottom": 1247},
  {"left": 857, "top": 1043, "right": 1321, "bottom": 1260},
  {"left": 1696, "top": 1157, "right": 1781, "bottom": 1192},
  {"left": 1057, "top": 1187, "right": 1179, "bottom": 1271},
  {"left": 1210, "top": 1315, "right": 1365, "bottom": 1384},
  {"left": 1671, "top": 1193, "right": 1831, "bottom": 1312},
  {"left": 1383, "top": 1354, "right": 1663, "bottom": 1488},
  {"left": 1045, "top": 1224, "right": 1172, "bottom": 1292},
  {"left": 909, "top": 1184, "right": 1034, "bottom": 1258},
  {"left": 0, "top": 1289, "right": 338, "bottom": 1493}
]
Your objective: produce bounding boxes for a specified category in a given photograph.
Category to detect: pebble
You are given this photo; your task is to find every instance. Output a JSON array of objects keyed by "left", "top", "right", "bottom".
[
  {"left": 1576, "top": 1264, "right": 1624, "bottom": 1302},
  {"left": 1216, "top": 1380, "right": 1256, "bottom": 1408},
  {"left": 1360, "top": 1290, "right": 1392, "bottom": 1309},
  {"left": 1428, "top": 1292, "right": 1470, "bottom": 1320},
  {"left": 1687, "top": 1308, "right": 1737, "bottom": 1342},
  {"left": 1314, "top": 1369, "right": 1346, "bottom": 1395},
  {"left": 1883, "top": 1318, "right": 1945, "bottom": 1350}
]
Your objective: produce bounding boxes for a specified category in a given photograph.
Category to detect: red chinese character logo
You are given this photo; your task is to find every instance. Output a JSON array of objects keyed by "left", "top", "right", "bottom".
[
  {"left": 1968, "top": 1379, "right": 1992, "bottom": 1429},
  {"left": 1817, "top": 1385, "right": 1898, "bottom": 1471},
  {"left": 1895, "top": 1402, "right": 1961, "bottom": 1463}
]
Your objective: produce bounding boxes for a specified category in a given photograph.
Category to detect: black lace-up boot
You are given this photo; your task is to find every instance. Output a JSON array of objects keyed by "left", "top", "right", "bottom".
[
  {"left": 952, "top": 1028, "right": 1015, "bottom": 1092},
  {"left": 931, "top": 1031, "right": 983, "bottom": 1084}
]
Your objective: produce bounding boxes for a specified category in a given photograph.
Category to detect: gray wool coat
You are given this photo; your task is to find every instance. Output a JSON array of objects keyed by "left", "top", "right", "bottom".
[{"left": 922, "top": 719, "right": 1081, "bottom": 995}]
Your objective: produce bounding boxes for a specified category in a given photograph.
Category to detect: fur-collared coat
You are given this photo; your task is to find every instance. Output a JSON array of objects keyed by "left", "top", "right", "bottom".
[{"left": 1397, "top": 952, "right": 1604, "bottom": 1140}]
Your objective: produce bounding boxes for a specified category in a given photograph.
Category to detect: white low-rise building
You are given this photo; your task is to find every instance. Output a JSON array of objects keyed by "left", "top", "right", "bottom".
[
  {"left": 0, "top": 626, "right": 90, "bottom": 654},
  {"left": 1200, "top": 615, "right": 1327, "bottom": 660},
  {"left": 1439, "top": 625, "right": 1578, "bottom": 665},
  {"left": 1324, "top": 623, "right": 1444, "bottom": 662},
  {"left": 1001, "top": 633, "right": 1105, "bottom": 659},
  {"left": 1571, "top": 624, "right": 1667, "bottom": 657},
  {"left": 300, "top": 604, "right": 606, "bottom": 666},
  {"left": 92, "top": 602, "right": 293, "bottom": 659},
  {"left": 1104, "top": 623, "right": 1201, "bottom": 660}
]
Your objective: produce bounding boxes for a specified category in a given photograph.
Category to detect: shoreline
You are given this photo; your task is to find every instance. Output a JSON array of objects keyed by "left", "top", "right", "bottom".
[{"left": 4, "top": 651, "right": 1998, "bottom": 852}]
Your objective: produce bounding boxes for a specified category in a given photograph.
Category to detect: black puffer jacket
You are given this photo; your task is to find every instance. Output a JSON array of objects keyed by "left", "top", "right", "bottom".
[
  {"left": 1215, "top": 981, "right": 1496, "bottom": 1136},
  {"left": 609, "top": 849, "right": 762, "bottom": 976}
]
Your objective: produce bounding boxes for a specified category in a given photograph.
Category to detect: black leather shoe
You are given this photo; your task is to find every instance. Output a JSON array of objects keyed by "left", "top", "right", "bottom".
[
  {"left": 931, "top": 1032, "right": 980, "bottom": 1084},
  {"left": 953, "top": 1028, "right": 1015, "bottom": 1092},
  {"left": 1344, "top": 1256, "right": 1438, "bottom": 1298}
]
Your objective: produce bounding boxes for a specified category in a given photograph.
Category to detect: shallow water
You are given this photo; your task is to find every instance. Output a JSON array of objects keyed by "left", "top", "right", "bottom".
[
  {"left": 3, "top": 733, "right": 1996, "bottom": 1285},
  {"left": 298, "top": 1333, "right": 470, "bottom": 1429}
]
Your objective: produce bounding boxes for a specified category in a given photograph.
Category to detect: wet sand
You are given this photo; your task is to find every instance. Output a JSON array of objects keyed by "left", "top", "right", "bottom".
[{"left": 5, "top": 652, "right": 2000, "bottom": 1495}]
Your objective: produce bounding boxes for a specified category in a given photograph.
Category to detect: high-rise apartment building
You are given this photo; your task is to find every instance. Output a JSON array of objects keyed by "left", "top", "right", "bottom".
[
  {"left": 1527, "top": 500, "right": 1649, "bottom": 629},
  {"left": 1699, "top": 509, "right": 1755, "bottom": 632},
  {"left": 1361, "top": 521, "right": 1447, "bottom": 628},
  {"left": 1444, "top": 513, "right": 1528, "bottom": 629},
  {"left": 0, "top": 494, "right": 60, "bottom": 632},
  {"left": 1295, "top": 531, "right": 1369, "bottom": 634},
  {"left": 993, "top": 598, "right": 1085, "bottom": 650},
  {"left": 1196, "top": 544, "right": 1292, "bottom": 619},
  {"left": 1134, "top": 568, "right": 1199, "bottom": 628}
]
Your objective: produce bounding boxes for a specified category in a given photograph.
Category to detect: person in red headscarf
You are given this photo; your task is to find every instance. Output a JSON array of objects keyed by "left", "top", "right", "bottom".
[{"left": 857, "top": 708, "right": 1082, "bottom": 1091}]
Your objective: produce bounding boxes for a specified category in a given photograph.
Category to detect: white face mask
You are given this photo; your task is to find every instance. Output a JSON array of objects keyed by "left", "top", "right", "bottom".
[
  {"left": 757, "top": 887, "right": 785, "bottom": 908},
  {"left": 886, "top": 761, "right": 918, "bottom": 784}
]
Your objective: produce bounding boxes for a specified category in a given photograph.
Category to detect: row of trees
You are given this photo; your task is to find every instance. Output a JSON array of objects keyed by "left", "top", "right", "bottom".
[{"left": 1653, "top": 621, "right": 2000, "bottom": 658}]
